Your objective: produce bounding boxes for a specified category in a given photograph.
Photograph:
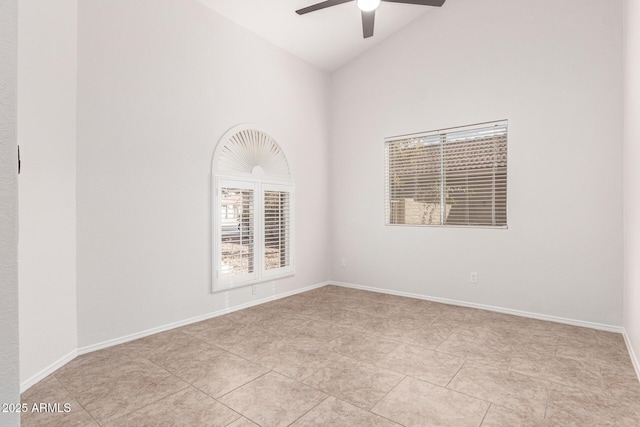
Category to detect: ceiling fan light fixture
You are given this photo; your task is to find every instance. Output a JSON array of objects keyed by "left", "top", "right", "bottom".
[{"left": 356, "top": 0, "right": 381, "bottom": 12}]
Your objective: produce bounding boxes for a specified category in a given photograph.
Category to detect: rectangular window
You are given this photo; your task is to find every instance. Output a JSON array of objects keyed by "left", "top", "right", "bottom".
[
  {"left": 213, "top": 179, "right": 294, "bottom": 291},
  {"left": 385, "top": 121, "right": 507, "bottom": 228}
]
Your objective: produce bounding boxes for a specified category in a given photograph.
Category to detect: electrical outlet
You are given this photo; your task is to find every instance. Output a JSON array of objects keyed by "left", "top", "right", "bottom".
[
  {"left": 470, "top": 272, "right": 478, "bottom": 284},
  {"left": 340, "top": 258, "right": 347, "bottom": 268},
  {"left": 252, "top": 285, "right": 258, "bottom": 295}
]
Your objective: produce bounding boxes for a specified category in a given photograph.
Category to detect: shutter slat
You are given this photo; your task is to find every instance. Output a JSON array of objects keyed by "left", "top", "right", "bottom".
[{"left": 264, "top": 190, "right": 292, "bottom": 271}]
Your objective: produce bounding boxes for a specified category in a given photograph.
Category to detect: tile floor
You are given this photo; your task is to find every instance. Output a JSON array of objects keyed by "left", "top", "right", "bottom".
[{"left": 20, "top": 285, "right": 640, "bottom": 426}]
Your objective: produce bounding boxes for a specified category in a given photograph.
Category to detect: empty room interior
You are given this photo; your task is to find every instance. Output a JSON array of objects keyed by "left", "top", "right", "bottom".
[{"left": 2, "top": 0, "right": 640, "bottom": 425}]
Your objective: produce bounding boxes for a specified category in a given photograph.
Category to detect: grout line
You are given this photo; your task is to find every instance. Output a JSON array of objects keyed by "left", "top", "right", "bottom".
[
  {"left": 444, "top": 359, "right": 467, "bottom": 388},
  {"left": 25, "top": 285, "right": 636, "bottom": 426},
  {"left": 101, "top": 386, "right": 191, "bottom": 426},
  {"left": 477, "top": 403, "right": 491, "bottom": 427},
  {"left": 49, "top": 375, "right": 103, "bottom": 426},
  {"left": 543, "top": 383, "right": 551, "bottom": 420},
  {"left": 216, "top": 370, "right": 273, "bottom": 401},
  {"left": 367, "top": 374, "right": 407, "bottom": 412},
  {"left": 285, "top": 395, "right": 331, "bottom": 426}
]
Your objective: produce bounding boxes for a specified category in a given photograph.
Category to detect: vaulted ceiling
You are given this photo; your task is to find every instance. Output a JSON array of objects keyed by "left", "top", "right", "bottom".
[{"left": 197, "top": 0, "right": 439, "bottom": 72}]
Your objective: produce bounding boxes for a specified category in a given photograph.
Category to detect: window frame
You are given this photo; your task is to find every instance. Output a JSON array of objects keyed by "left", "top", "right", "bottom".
[
  {"left": 384, "top": 120, "right": 508, "bottom": 229},
  {"left": 261, "top": 182, "right": 295, "bottom": 280},
  {"left": 212, "top": 176, "right": 295, "bottom": 292},
  {"left": 209, "top": 123, "right": 296, "bottom": 293}
]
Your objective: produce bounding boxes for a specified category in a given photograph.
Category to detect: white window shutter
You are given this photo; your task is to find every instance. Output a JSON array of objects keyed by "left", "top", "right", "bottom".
[{"left": 212, "top": 125, "right": 295, "bottom": 292}]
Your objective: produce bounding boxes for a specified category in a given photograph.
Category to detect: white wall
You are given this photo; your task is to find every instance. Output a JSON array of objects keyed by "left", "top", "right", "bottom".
[
  {"left": 18, "top": 0, "right": 79, "bottom": 385},
  {"left": 76, "top": 0, "right": 331, "bottom": 347},
  {"left": 624, "top": 0, "right": 640, "bottom": 374},
  {"left": 0, "top": 0, "right": 20, "bottom": 424},
  {"left": 330, "top": 0, "right": 624, "bottom": 326}
]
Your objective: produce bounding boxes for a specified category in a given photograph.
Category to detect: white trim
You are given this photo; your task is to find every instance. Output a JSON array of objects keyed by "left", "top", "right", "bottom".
[
  {"left": 623, "top": 328, "right": 640, "bottom": 382},
  {"left": 330, "top": 281, "right": 624, "bottom": 333},
  {"left": 78, "top": 281, "right": 329, "bottom": 356},
  {"left": 212, "top": 123, "right": 294, "bottom": 181},
  {"left": 385, "top": 119, "right": 508, "bottom": 142},
  {"left": 20, "top": 281, "right": 329, "bottom": 393},
  {"left": 22, "top": 280, "right": 630, "bottom": 395},
  {"left": 20, "top": 349, "right": 77, "bottom": 393}
]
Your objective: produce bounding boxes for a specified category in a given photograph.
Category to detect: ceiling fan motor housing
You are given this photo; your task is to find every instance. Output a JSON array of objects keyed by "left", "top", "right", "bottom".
[{"left": 295, "top": 0, "right": 446, "bottom": 39}]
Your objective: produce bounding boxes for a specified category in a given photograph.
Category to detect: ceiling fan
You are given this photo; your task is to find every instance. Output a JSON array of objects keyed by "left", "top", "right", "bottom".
[{"left": 295, "top": 0, "right": 446, "bottom": 39}]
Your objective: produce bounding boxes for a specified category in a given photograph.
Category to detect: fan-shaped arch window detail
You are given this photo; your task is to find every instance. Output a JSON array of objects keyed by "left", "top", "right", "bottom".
[
  {"left": 212, "top": 125, "right": 294, "bottom": 292},
  {"left": 215, "top": 129, "right": 291, "bottom": 181}
]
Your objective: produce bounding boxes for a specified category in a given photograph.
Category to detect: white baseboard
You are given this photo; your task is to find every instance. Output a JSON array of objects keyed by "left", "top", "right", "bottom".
[
  {"left": 330, "top": 281, "right": 624, "bottom": 333},
  {"left": 623, "top": 328, "right": 640, "bottom": 382},
  {"left": 20, "top": 281, "right": 329, "bottom": 394},
  {"left": 20, "top": 349, "right": 77, "bottom": 393},
  {"left": 22, "top": 279, "right": 628, "bottom": 394},
  {"left": 77, "top": 281, "right": 330, "bottom": 356}
]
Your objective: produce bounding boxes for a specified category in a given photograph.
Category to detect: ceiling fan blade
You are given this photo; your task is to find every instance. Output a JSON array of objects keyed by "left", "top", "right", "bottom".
[
  {"left": 381, "top": 0, "right": 446, "bottom": 6},
  {"left": 362, "top": 10, "right": 375, "bottom": 38},
  {"left": 296, "top": 0, "right": 353, "bottom": 15}
]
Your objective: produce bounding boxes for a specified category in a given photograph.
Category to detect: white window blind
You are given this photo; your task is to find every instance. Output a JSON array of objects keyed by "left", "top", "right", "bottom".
[
  {"left": 263, "top": 188, "right": 292, "bottom": 273},
  {"left": 385, "top": 121, "right": 507, "bottom": 228}
]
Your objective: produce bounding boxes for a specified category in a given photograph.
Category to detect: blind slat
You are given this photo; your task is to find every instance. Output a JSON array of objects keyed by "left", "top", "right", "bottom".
[{"left": 385, "top": 121, "right": 507, "bottom": 227}]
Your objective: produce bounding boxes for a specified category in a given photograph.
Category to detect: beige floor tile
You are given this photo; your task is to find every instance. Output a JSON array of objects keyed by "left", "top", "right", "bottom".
[
  {"left": 53, "top": 350, "right": 139, "bottom": 394},
  {"left": 557, "top": 334, "right": 631, "bottom": 368},
  {"left": 284, "top": 319, "right": 349, "bottom": 347},
  {"left": 436, "top": 330, "right": 513, "bottom": 368},
  {"left": 255, "top": 343, "right": 341, "bottom": 381},
  {"left": 21, "top": 286, "right": 640, "bottom": 427},
  {"left": 437, "top": 305, "right": 492, "bottom": 324},
  {"left": 257, "top": 313, "right": 313, "bottom": 336},
  {"left": 373, "top": 311, "right": 441, "bottom": 331},
  {"left": 351, "top": 289, "right": 416, "bottom": 306},
  {"left": 372, "top": 376, "right": 489, "bottom": 427},
  {"left": 323, "top": 331, "right": 401, "bottom": 363},
  {"left": 480, "top": 405, "right": 546, "bottom": 427},
  {"left": 346, "top": 299, "right": 409, "bottom": 319},
  {"left": 158, "top": 351, "right": 268, "bottom": 398},
  {"left": 448, "top": 361, "right": 551, "bottom": 419},
  {"left": 303, "top": 356, "right": 405, "bottom": 409},
  {"left": 546, "top": 384, "right": 640, "bottom": 426},
  {"left": 148, "top": 337, "right": 224, "bottom": 372},
  {"left": 219, "top": 371, "right": 326, "bottom": 427},
  {"left": 22, "top": 374, "right": 74, "bottom": 403},
  {"left": 316, "top": 307, "right": 381, "bottom": 330},
  {"left": 59, "top": 350, "right": 184, "bottom": 394},
  {"left": 20, "top": 402, "right": 99, "bottom": 427},
  {"left": 375, "top": 319, "right": 455, "bottom": 350},
  {"left": 466, "top": 325, "right": 558, "bottom": 357},
  {"left": 226, "top": 418, "right": 260, "bottom": 427},
  {"left": 600, "top": 364, "right": 640, "bottom": 404},
  {"left": 108, "top": 329, "right": 205, "bottom": 359},
  {"left": 104, "top": 387, "right": 240, "bottom": 427},
  {"left": 20, "top": 375, "right": 98, "bottom": 427},
  {"left": 211, "top": 326, "right": 287, "bottom": 361},
  {"left": 376, "top": 344, "right": 464, "bottom": 386},
  {"left": 509, "top": 354, "right": 603, "bottom": 393},
  {"left": 291, "top": 396, "right": 401, "bottom": 427},
  {"left": 72, "top": 359, "right": 189, "bottom": 424},
  {"left": 220, "top": 305, "right": 277, "bottom": 324},
  {"left": 178, "top": 316, "right": 241, "bottom": 339}
]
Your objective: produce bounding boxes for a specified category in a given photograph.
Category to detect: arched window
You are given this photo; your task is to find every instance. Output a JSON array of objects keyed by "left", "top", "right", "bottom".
[{"left": 211, "top": 125, "right": 294, "bottom": 292}]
